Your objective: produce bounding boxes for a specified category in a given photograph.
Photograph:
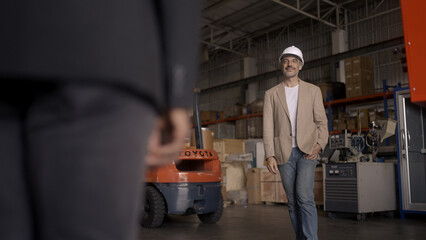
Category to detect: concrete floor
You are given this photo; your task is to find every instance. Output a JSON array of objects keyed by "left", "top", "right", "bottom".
[{"left": 139, "top": 204, "right": 426, "bottom": 240}]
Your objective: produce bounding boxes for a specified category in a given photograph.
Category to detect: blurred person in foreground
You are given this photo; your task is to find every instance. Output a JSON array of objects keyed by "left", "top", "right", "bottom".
[
  {"left": 0, "top": 1, "right": 200, "bottom": 240},
  {"left": 263, "top": 46, "right": 328, "bottom": 240}
]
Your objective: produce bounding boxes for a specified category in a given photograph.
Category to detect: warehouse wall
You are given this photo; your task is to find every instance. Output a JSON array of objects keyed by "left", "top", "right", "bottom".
[
  {"left": 347, "top": 0, "right": 407, "bottom": 91},
  {"left": 198, "top": 0, "right": 407, "bottom": 111}
]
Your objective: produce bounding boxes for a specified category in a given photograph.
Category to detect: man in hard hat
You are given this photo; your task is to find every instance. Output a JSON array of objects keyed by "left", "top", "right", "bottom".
[{"left": 263, "top": 46, "right": 328, "bottom": 240}]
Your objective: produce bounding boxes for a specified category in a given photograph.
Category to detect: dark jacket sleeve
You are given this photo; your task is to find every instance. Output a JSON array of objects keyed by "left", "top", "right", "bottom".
[{"left": 156, "top": 0, "right": 201, "bottom": 109}]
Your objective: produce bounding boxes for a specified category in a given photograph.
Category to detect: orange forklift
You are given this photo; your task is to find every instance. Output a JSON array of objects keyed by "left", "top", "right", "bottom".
[{"left": 140, "top": 89, "right": 223, "bottom": 228}]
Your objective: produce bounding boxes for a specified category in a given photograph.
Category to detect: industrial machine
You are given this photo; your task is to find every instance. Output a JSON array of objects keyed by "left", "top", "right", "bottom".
[
  {"left": 328, "top": 119, "right": 397, "bottom": 162},
  {"left": 140, "top": 89, "right": 223, "bottom": 228},
  {"left": 323, "top": 162, "right": 396, "bottom": 221},
  {"left": 325, "top": 119, "right": 398, "bottom": 220}
]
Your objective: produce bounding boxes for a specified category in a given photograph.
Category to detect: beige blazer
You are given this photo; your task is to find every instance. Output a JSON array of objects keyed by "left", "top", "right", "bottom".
[{"left": 263, "top": 79, "right": 329, "bottom": 165}]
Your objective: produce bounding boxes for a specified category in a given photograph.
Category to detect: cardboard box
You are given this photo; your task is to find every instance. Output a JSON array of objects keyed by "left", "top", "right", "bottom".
[
  {"left": 333, "top": 118, "right": 347, "bottom": 131},
  {"left": 351, "top": 56, "right": 374, "bottom": 73},
  {"left": 276, "top": 181, "right": 288, "bottom": 203},
  {"left": 345, "top": 55, "right": 375, "bottom": 98},
  {"left": 347, "top": 118, "right": 357, "bottom": 130},
  {"left": 369, "top": 110, "right": 379, "bottom": 122},
  {"left": 357, "top": 109, "right": 370, "bottom": 129},
  {"left": 332, "top": 119, "right": 339, "bottom": 131},
  {"left": 314, "top": 167, "right": 324, "bottom": 205},
  {"left": 345, "top": 85, "right": 353, "bottom": 98},
  {"left": 200, "top": 111, "right": 218, "bottom": 123},
  {"left": 314, "top": 181, "right": 323, "bottom": 205},
  {"left": 344, "top": 58, "right": 353, "bottom": 73},
  {"left": 345, "top": 69, "right": 374, "bottom": 98},
  {"left": 209, "top": 123, "right": 236, "bottom": 139},
  {"left": 191, "top": 128, "right": 214, "bottom": 150},
  {"left": 260, "top": 182, "right": 276, "bottom": 202},
  {"left": 260, "top": 169, "right": 279, "bottom": 181},
  {"left": 221, "top": 166, "right": 227, "bottom": 200},
  {"left": 213, "top": 139, "right": 245, "bottom": 162},
  {"left": 337, "top": 120, "right": 347, "bottom": 131},
  {"left": 345, "top": 56, "right": 373, "bottom": 74},
  {"left": 221, "top": 186, "right": 227, "bottom": 201},
  {"left": 247, "top": 168, "right": 262, "bottom": 204}
]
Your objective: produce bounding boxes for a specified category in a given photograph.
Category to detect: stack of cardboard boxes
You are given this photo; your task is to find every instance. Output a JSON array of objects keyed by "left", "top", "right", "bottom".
[
  {"left": 332, "top": 109, "right": 372, "bottom": 131},
  {"left": 330, "top": 108, "right": 396, "bottom": 132},
  {"left": 259, "top": 169, "right": 288, "bottom": 204},
  {"left": 247, "top": 167, "right": 324, "bottom": 205},
  {"left": 200, "top": 111, "right": 224, "bottom": 123},
  {"left": 345, "top": 56, "right": 375, "bottom": 98}
]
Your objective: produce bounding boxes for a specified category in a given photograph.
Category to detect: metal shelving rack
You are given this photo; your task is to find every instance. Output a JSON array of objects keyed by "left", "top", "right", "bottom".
[{"left": 202, "top": 81, "right": 395, "bottom": 137}]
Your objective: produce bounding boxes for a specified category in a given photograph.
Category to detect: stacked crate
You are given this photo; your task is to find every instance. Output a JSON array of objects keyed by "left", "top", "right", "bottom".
[
  {"left": 247, "top": 168, "right": 262, "bottom": 204},
  {"left": 260, "top": 169, "right": 288, "bottom": 203},
  {"left": 344, "top": 56, "right": 374, "bottom": 98},
  {"left": 213, "top": 139, "right": 245, "bottom": 162},
  {"left": 254, "top": 167, "right": 323, "bottom": 205}
]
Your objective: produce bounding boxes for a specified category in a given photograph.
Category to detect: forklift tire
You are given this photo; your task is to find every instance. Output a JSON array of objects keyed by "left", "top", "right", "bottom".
[
  {"left": 197, "top": 193, "right": 223, "bottom": 224},
  {"left": 141, "top": 186, "right": 166, "bottom": 228}
]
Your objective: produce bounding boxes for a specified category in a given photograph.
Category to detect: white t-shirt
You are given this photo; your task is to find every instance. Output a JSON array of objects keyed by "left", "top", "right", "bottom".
[{"left": 285, "top": 85, "right": 299, "bottom": 148}]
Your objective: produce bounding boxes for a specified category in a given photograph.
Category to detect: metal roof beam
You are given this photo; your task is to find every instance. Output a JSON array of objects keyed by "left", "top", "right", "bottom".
[
  {"left": 271, "top": 0, "right": 337, "bottom": 28},
  {"left": 203, "top": 0, "right": 233, "bottom": 12},
  {"left": 321, "top": 6, "right": 336, "bottom": 19},
  {"left": 301, "top": 0, "right": 315, "bottom": 10},
  {"left": 201, "top": 18, "right": 248, "bottom": 40},
  {"left": 211, "top": 0, "right": 269, "bottom": 26},
  {"left": 322, "top": 0, "right": 337, "bottom": 7},
  {"left": 201, "top": 40, "right": 248, "bottom": 57},
  {"left": 345, "top": 7, "right": 401, "bottom": 27}
]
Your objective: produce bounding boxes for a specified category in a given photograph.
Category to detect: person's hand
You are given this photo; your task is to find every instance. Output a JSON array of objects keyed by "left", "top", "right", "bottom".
[
  {"left": 267, "top": 157, "right": 279, "bottom": 174},
  {"left": 145, "top": 108, "right": 190, "bottom": 167},
  {"left": 303, "top": 143, "right": 321, "bottom": 160}
]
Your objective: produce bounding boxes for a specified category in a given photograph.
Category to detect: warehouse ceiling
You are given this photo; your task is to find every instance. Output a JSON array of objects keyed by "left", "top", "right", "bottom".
[{"left": 201, "top": 0, "right": 376, "bottom": 57}]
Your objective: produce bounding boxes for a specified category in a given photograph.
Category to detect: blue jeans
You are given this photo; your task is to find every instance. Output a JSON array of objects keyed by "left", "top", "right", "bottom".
[{"left": 278, "top": 147, "right": 318, "bottom": 240}]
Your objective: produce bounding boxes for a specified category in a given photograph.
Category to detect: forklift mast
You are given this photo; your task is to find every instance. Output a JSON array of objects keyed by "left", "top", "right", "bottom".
[{"left": 193, "top": 88, "right": 204, "bottom": 149}]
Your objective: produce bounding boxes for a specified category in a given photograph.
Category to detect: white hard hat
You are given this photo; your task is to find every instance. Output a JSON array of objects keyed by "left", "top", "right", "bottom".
[{"left": 279, "top": 46, "right": 304, "bottom": 64}]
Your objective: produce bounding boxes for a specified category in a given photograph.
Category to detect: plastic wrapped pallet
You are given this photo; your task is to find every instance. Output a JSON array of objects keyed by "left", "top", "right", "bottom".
[
  {"left": 248, "top": 117, "right": 263, "bottom": 138},
  {"left": 209, "top": 123, "right": 235, "bottom": 139},
  {"left": 249, "top": 99, "right": 264, "bottom": 114},
  {"left": 213, "top": 139, "right": 245, "bottom": 162},
  {"left": 225, "top": 153, "right": 253, "bottom": 162},
  {"left": 224, "top": 104, "right": 243, "bottom": 118},
  {"left": 235, "top": 119, "right": 247, "bottom": 139},
  {"left": 226, "top": 189, "right": 248, "bottom": 205},
  {"left": 244, "top": 139, "right": 265, "bottom": 168}
]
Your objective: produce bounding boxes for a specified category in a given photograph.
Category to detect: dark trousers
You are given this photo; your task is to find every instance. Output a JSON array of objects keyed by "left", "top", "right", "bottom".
[{"left": 0, "top": 82, "right": 155, "bottom": 240}]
